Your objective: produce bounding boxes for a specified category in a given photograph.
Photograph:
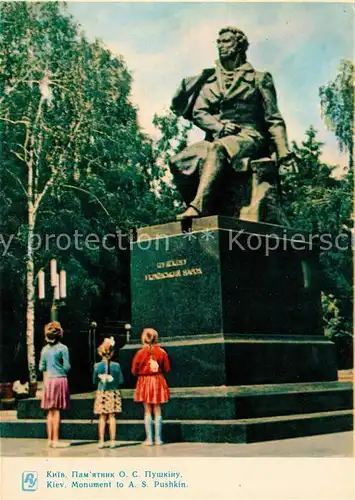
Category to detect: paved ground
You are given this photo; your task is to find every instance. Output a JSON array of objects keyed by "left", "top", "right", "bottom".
[{"left": 0, "top": 431, "right": 353, "bottom": 457}]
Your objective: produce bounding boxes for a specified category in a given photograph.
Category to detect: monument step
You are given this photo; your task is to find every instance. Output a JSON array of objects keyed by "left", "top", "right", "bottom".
[
  {"left": 0, "top": 410, "right": 353, "bottom": 443},
  {"left": 17, "top": 382, "right": 353, "bottom": 421}
]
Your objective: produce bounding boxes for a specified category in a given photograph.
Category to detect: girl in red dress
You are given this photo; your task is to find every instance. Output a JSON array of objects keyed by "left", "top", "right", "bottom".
[{"left": 131, "top": 328, "right": 170, "bottom": 445}]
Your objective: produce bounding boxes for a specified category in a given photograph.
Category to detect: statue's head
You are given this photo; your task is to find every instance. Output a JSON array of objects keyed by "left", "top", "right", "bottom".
[{"left": 217, "top": 27, "right": 249, "bottom": 62}]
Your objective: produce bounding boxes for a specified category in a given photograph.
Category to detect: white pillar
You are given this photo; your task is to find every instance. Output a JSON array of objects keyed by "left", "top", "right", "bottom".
[
  {"left": 50, "top": 259, "right": 57, "bottom": 286},
  {"left": 38, "top": 270, "right": 45, "bottom": 299},
  {"left": 59, "top": 270, "right": 66, "bottom": 298}
]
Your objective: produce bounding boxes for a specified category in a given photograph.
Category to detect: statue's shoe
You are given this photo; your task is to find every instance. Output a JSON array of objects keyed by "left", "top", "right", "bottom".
[{"left": 176, "top": 206, "right": 200, "bottom": 220}]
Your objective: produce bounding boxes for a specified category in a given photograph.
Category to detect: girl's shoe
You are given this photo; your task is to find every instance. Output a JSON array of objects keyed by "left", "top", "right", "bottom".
[
  {"left": 155, "top": 438, "right": 164, "bottom": 446},
  {"left": 109, "top": 441, "right": 116, "bottom": 449},
  {"left": 142, "top": 439, "right": 153, "bottom": 446},
  {"left": 52, "top": 441, "right": 70, "bottom": 448},
  {"left": 47, "top": 440, "right": 53, "bottom": 448},
  {"left": 98, "top": 441, "right": 106, "bottom": 449}
]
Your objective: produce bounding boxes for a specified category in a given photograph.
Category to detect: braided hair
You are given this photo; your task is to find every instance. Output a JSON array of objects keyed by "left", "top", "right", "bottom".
[
  {"left": 141, "top": 328, "right": 159, "bottom": 346},
  {"left": 97, "top": 337, "right": 115, "bottom": 374}
]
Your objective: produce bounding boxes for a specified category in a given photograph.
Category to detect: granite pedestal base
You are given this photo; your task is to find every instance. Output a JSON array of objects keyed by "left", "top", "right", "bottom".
[
  {"left": 119, "top": 334, "right": 337, "bottom": 388},
  {"left": 126, "top": 217, "right": 337, "bottom": 387}
]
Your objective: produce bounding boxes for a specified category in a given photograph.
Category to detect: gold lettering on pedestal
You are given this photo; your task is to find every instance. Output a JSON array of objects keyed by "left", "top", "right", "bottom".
[
  {"left": 144, "top": 258, "right": 202, "bottom": 281},
  {"left": 145, "top": 270, "right": 182, "bottom": 281},
  {"left": 144, "top": 267, "right": 202, "bottom": 281},
  {"left": 156, "top": 259, "right": 187, "bottom": 269},
  {"left": 182, "top": 268, "right": 202, "bottom": 276}
]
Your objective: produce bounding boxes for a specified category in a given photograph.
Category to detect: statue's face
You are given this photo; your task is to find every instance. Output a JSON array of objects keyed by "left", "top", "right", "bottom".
[{"left": 216, "top": 31, "right": 239, "bottom": 60}]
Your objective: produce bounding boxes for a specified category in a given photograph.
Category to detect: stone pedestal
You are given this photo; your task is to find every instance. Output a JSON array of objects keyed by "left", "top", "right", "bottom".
[{"left": 120, "top": 217, "right": 337, "bottom": 386}]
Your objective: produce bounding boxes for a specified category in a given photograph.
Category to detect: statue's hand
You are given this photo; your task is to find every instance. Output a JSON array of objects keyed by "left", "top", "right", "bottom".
[
  {"left": 278, "top": 152, "right": 297, "bottom": 174},
  {"left": 220, "top": 122, "right": 241, "bottom": 136}
]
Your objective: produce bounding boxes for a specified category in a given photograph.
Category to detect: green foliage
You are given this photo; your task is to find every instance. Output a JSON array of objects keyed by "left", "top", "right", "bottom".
[
  {"left": 283, "top": 128, "right": 351, "bottom": 234},
  {"left": 281, "top": 127, "right": 353, "bottom": 341},
  {"left": 321, "top": 293, "right": 352, "bottom": 340},
  {"left": 151, "top": 111, "right": 192, "bottom": 214},
  {"left": 0, "top": 2, "right": 178, "bottom": 377},
  {"left": 319, "top": 60, "right": 354, "bottom": 169},
  {"left": 153, "top": 111, "right": 192, "bottom": 166}
]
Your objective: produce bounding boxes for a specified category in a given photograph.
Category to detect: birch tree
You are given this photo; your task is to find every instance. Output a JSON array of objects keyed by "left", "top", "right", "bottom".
[
  {"left": 1, "top": 2, "right": 174, "bottom": 383},
  {"left": 1, "top": 2, "right": 92, "bottom": 383},
  {"left": 319, "top": 60, "right": 354, "bottom": 171}
]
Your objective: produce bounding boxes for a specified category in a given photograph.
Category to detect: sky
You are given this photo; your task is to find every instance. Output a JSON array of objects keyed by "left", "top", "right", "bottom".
[{"left": 67, "top": 2, "right": 353, "bottom": 168}]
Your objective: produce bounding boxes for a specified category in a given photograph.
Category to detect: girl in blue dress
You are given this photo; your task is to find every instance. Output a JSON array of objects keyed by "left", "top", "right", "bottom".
[{"left": 39, "top": 321, "right": 71, "bottom": 448}]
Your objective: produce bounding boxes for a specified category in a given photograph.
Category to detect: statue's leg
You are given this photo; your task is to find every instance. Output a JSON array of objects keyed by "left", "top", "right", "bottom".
[
  {"left": 176, "top": 134, "right": 263, "bottom": 219},
  {"left": 170, "top": 141, "right": 212, "bottom": 208},
  {"left": 177, "top": 142, "right": 227, "bottom": 218}
]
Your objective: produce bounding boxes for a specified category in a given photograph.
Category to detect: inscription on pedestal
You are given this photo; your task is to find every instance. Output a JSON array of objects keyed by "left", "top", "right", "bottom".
[
  {"left": 145, "top": 258, "right": 203, "bottom": 281},
  {"left": 131, "top": 228, "right": 221, "bottom": 338},
  {"left": 130, "top": 218, "right": 323, "bottom": 339}
]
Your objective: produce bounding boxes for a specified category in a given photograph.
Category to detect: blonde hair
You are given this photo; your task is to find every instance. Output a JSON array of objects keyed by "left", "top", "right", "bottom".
[
  {"left": 44, "top": 321, "right": 63, "bottom": 344},
  {"left": 141, "top": 328, "right": 159, "bottom": 346},
  {"left": 97, "top": 337, "right": 115, "bottom": 359}
]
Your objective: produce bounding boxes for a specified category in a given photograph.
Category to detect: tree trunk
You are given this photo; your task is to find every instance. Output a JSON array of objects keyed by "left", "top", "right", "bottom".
[
  {"left": 26, "top": 201, "right": 37, "bottom": 384},
  {"left": 349, "top": 138, "right": 353, "bottom": 173}
]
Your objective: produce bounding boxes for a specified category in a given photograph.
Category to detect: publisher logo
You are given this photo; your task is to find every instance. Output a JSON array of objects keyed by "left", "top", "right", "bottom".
[{"left": 22, "top": 472, "right": 38, "bottom": 492}]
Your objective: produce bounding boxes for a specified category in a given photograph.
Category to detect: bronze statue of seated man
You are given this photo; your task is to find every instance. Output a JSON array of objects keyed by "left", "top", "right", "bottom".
[{"left": 169, "top": 26, "right": 294, "bottom": 224}]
